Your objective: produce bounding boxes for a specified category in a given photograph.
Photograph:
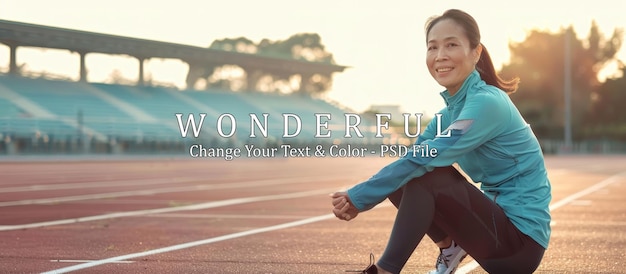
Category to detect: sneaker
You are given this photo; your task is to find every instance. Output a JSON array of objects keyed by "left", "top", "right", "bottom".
[
  {"left": 346, "top": 253, "right": 378, "bottom": 274},
  {"left": 428, "top": 241, "right": 467, "bottom": 274}
]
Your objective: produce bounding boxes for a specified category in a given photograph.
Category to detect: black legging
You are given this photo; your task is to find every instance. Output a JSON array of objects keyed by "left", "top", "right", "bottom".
[{"left": 377, "top": 166, "right": 545, "bottom": 274}]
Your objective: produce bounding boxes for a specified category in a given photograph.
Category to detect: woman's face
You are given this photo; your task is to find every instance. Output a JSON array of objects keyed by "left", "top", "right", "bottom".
[{"left": 426, "top": 19, "right": 481, "bottom": 95}]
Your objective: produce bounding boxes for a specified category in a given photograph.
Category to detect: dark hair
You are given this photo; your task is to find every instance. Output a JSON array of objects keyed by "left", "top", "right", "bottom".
[{"left": 425, "top": 9, "right": 519, "bottom": 94}]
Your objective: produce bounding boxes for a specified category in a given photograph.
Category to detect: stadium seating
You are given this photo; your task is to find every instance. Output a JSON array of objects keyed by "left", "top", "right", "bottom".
[{"left": 0, "top": 74, "right": 378, "bottom": 154}]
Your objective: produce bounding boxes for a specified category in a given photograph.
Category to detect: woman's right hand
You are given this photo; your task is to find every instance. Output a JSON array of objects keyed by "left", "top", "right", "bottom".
[{"left": 330, "top": 192, "right": 359, "bottom": 221}]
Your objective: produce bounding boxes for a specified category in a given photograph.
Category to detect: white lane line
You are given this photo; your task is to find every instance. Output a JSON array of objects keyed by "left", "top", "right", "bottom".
[
  {"left": 569, "top": 200, "right": 593, "bottom": 206},
  {"left": 40, "top": 214, "right": 335, "bottom": 274},
  {"left": 456, "top": 171, "right": 626, "bottom": 274},
  {"left": 0, "top": 175, "right": 345, "bottom": 207},
  {"left": 40, "top": 202, "right": 393, "bottom": 274},
  {"left": 144, "top": 213, "right": 313, "bottom": 220},
  {"left": 548, "top": 172, "right": 624, "bottom": 210},
  {"left": 0, "top": 187, "right": 339, "bottom": 231},
  {"left": 0, "top": 172, "right": 341, "bottom": 193},
  {"left": 50, "top": 260, "right": 134, "bottom": 264},
  {"left": 0, "top": 177, "right": 201, "bottom": 193}
]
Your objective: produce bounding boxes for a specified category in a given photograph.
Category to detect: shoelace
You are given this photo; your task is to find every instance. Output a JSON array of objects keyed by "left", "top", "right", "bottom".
[
  {"left": 345, "top": 253, "right": 376, "bottom": 273},
  {"left": 435, "top": 249, "right": 451, "bottom": 269}
]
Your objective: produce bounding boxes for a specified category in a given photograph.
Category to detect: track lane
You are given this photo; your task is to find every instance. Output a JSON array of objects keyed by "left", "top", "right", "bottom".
[{"left": 0, "top": 156, "right": 624, "bottom": 273}]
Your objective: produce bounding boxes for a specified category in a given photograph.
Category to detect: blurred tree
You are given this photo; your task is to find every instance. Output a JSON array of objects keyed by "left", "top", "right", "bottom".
[
  {"left": 185, "top": 37, "right": 255, "bottom": 90},
  {"left": 300, "top": 72, "right": 333, "bottom": 94},
  {"left": 185, "top": 61, "right": 217, "bottom": 89},
  {"left": 258, "top": 33, "right": 335, "bottom": 63},
  {"left": 587, "top": 63, "right": 626, "bottom": 140},
  {"left": 254, "top": 33, "right": 336, "bottom": 94},
  {"left": 107, "top": 69, "right": 134, "bottom": 85},
  {"left": 500, "top": 22, "right": 623, "bottom": 140},
  {"left": 209, "top": 37, "right": 258, "bottom": 53},
  {"left": 186, "top": 33, "right": 336, "bottom": 94}
]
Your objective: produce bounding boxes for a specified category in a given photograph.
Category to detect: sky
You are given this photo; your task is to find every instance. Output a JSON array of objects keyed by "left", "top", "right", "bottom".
[{"left": 1, "top": 0, "right": 625, "bottom": 116}]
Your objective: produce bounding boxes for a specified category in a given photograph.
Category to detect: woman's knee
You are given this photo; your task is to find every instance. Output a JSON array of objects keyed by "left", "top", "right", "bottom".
[
  {"left": 392, "top": 166, "right": 468, "bottom": 208},
  {"left": 406, "top": 166, "right": 467, "bottom": 191}
]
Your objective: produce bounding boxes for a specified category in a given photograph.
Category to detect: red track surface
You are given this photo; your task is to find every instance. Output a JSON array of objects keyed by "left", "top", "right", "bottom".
[{"left": 0, "top": 156, "right": 625, "bottom": 273}]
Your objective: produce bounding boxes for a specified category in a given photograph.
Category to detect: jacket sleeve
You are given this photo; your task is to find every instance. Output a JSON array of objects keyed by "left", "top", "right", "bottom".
[
  {"left": 414, "top": 110, "right": 440, "bottom": 145},
  {"left": 347, "top": 91, "right": 510, "bottom": 211}
]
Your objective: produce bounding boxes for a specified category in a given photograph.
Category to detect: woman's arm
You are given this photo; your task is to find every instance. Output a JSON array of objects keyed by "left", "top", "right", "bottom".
[{"left": 347, "top": 90, "right": 510, "bottom": 211}]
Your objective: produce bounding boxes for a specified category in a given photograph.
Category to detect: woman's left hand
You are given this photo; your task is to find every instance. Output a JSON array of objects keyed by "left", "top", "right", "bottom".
[{"left": 330, "top": 192, "right": 359, "bottom": 221}]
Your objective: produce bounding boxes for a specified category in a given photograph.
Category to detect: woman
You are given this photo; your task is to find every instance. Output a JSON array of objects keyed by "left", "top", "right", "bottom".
[{"left": 331, "top": 9, "right": 551, "bottom": 274}]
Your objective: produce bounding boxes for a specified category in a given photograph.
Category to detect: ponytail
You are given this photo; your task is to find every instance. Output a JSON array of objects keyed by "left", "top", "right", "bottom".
[{"left": 476, "top": 44, "right": 519, "bottom": 94}]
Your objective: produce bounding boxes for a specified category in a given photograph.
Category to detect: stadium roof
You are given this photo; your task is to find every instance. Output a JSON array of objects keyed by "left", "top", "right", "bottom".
[{"left": 0, "top": 19, "right": 348, "bottom": 75}]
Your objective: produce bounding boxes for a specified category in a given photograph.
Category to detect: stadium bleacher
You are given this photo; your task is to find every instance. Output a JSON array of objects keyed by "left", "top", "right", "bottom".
[{"left": 0, "top": 74, "right": 378, "bottom": 155}]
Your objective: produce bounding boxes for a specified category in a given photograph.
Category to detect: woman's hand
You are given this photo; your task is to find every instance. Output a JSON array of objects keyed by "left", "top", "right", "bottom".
[{"left": 330, "top": 192, "right": 359, "bottom": 221}]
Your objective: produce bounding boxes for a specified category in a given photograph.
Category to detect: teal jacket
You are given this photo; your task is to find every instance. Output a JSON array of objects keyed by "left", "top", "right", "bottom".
[{"left": 347, "top": 70, "right": 551, "bottom": 249}]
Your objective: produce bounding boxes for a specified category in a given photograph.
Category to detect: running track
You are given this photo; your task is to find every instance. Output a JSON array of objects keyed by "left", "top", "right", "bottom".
[{"left": 0, "top": 155, "right": 624, "bottom": 273}]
